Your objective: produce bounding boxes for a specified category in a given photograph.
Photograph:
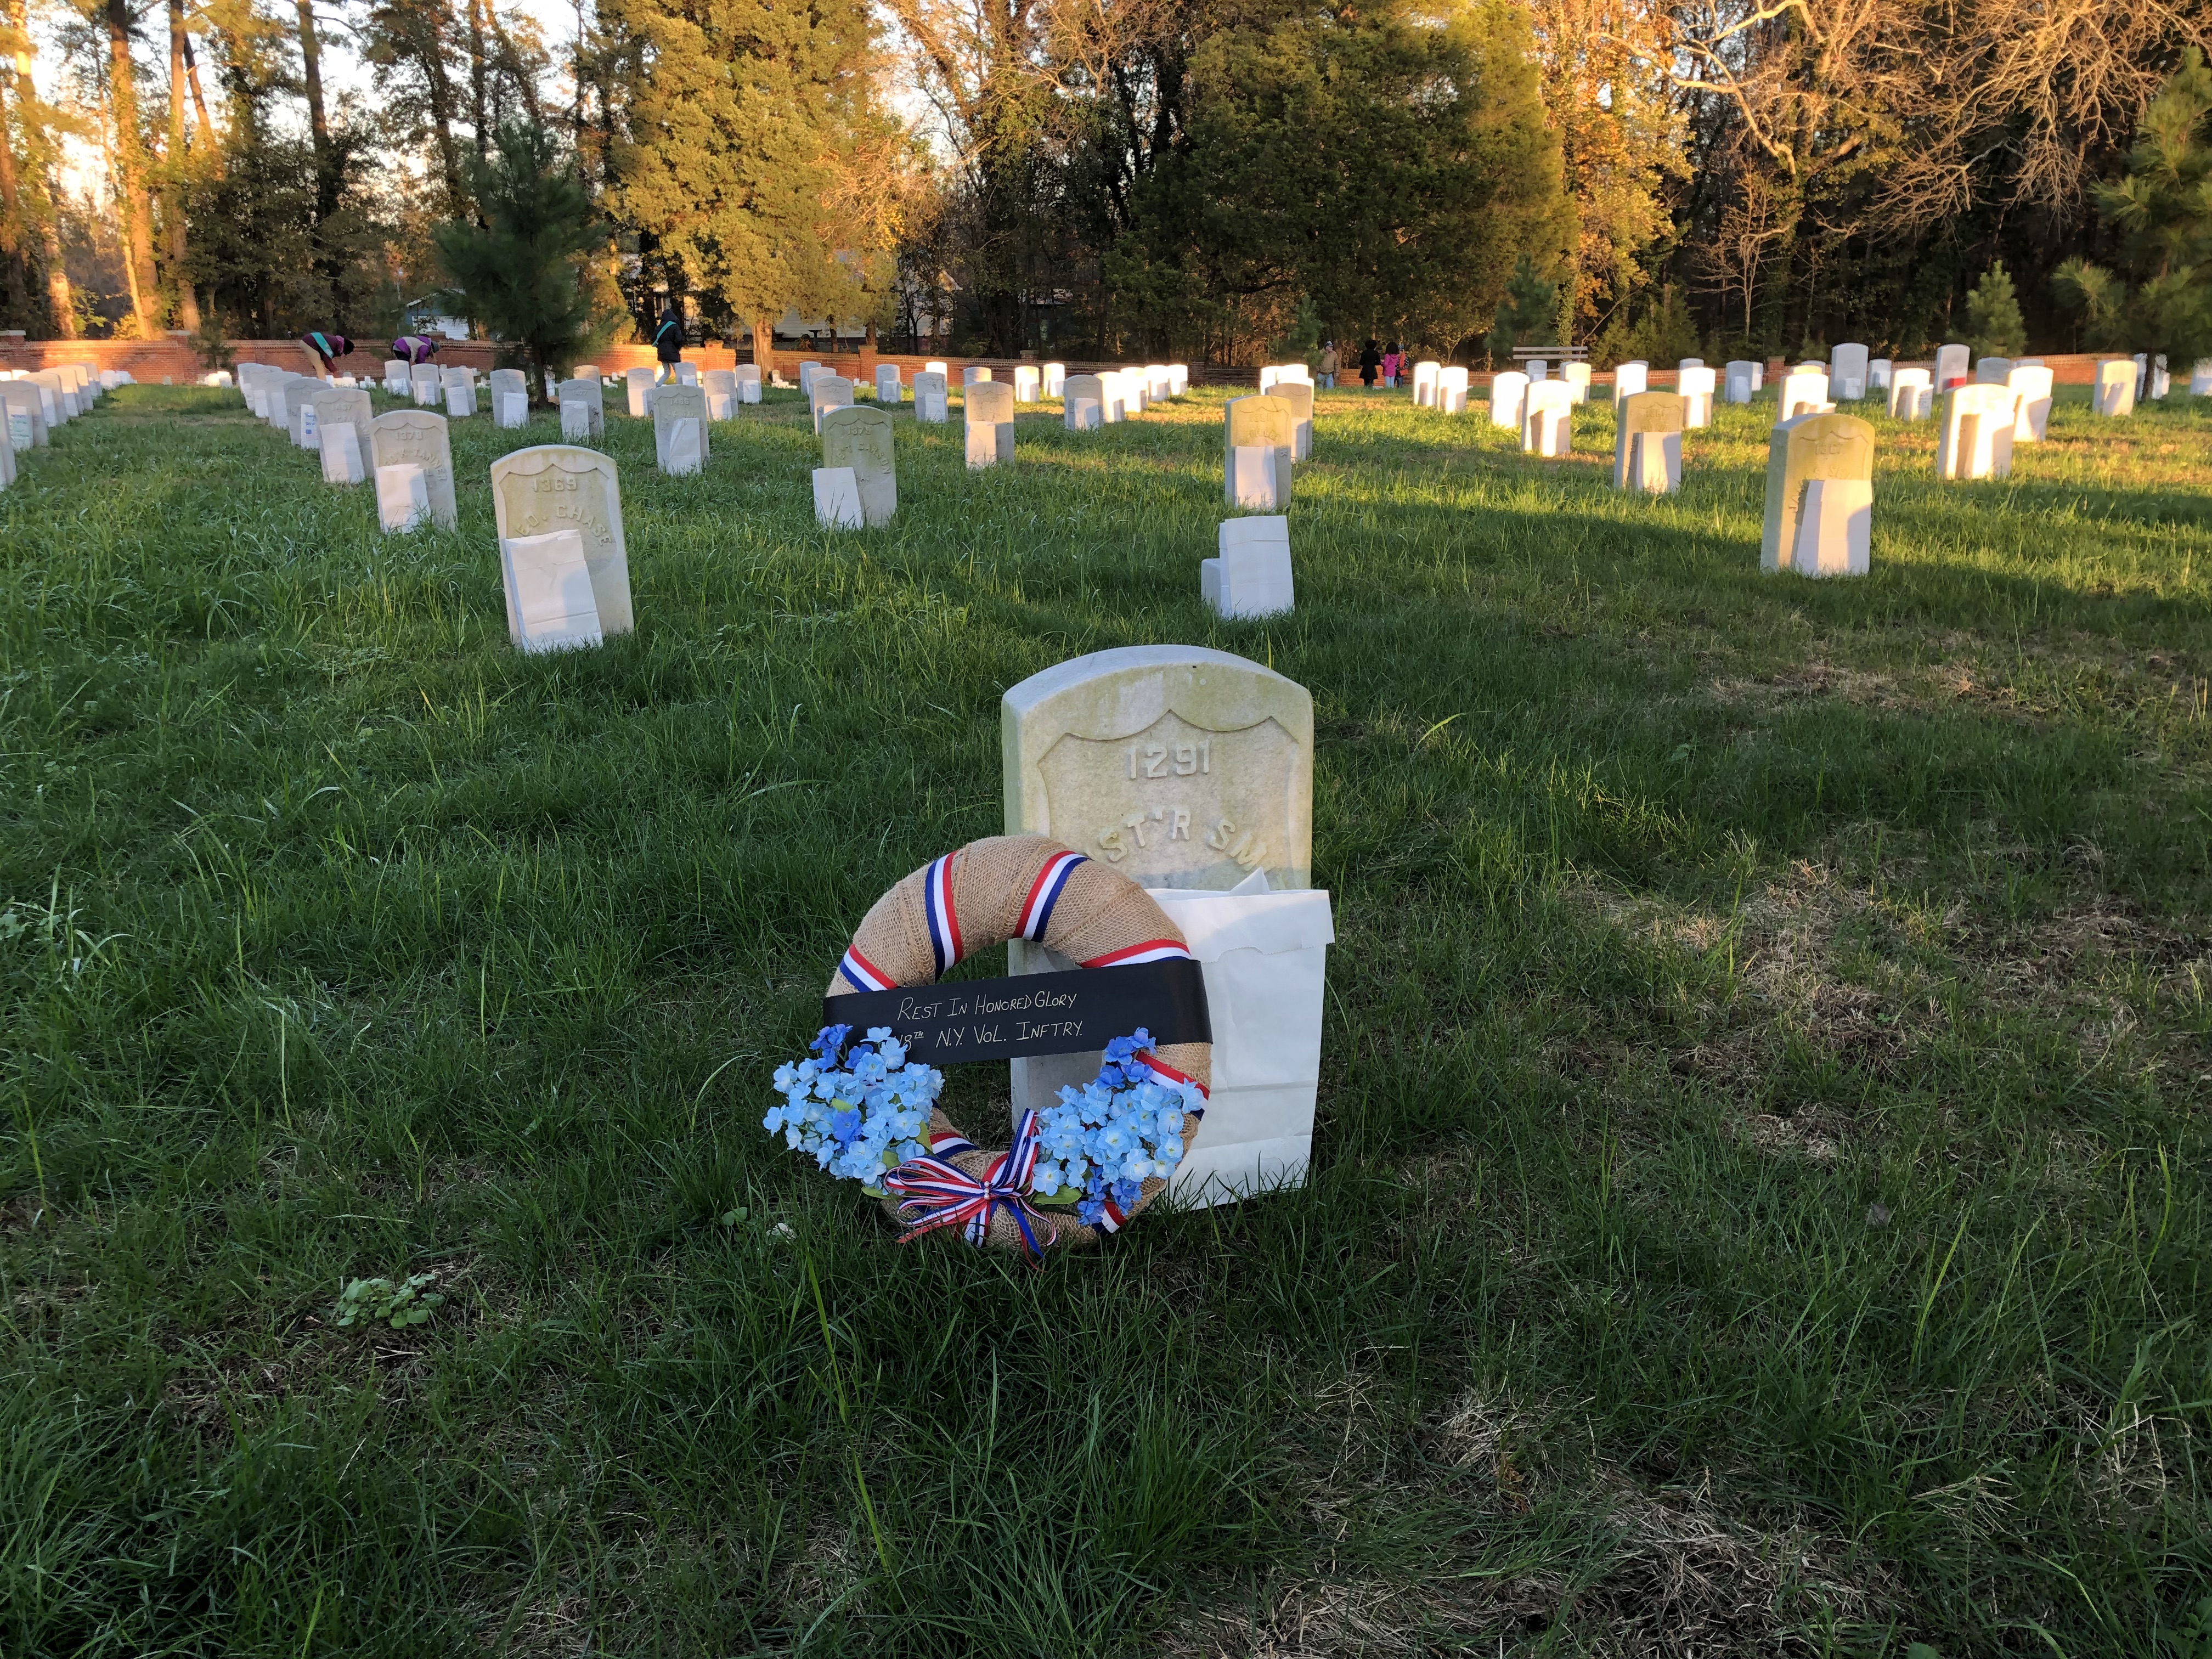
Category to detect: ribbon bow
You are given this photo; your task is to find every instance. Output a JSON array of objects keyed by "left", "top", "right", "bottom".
[{"left": 884, "top": 1109, "right": 1053, "bottom": 1260}]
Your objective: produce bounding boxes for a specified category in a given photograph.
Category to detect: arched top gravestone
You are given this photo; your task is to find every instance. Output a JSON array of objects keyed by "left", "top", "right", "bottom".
[
  {"left": 368, "top": 410, "right": 458, "bottom": 529},
  {"left": 820, "top": 404, "right": 897, "bottom": 526},
  {"left": 489, "top": 445, "right": 633, "bottom": 636},
  {"left": 1761, "top": 413, "right": 1874, "bottom": 572},
  {"left": 1002, "top": 644, "right": 1313, "bottom": 893}
]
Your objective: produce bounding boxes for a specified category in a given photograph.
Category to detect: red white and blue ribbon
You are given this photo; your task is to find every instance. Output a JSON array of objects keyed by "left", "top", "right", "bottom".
[
  {"left": 923, "top": 853, "right": 964, "bottom": 978},
  {"left": 885, "top": 1109, "right": 1052, "bottom": 1259},
  {"left": 1136, "top": 1048, "right": 1207, "bottom": 1117},
  {"left": 1080, "top": 937, "right": 1193, "bottom": 968},
  {"left": 1016, "top": 850, "right": 1086, "bottom": 942},
  {"left": 836, "top": 943, "right": 894, "bottom": 993}
]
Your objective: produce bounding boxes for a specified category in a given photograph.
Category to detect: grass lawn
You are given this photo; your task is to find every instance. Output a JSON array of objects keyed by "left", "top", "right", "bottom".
[{"left": 3, "top": 375, "right": 2209, "bottom": 1658}]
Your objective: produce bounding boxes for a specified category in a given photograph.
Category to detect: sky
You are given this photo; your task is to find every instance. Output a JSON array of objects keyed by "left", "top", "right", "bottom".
[{"left": 36, "top": 0, "right": 585, "bottom": 201}]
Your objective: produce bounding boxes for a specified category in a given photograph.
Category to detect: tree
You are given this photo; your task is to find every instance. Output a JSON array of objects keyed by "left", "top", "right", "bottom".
[
  {"left": 1113, "top": 0, "right": 1566, "bottom": 363},
  {"left": 2054, "top": 48, "right": 2212, "bottom": 363},
  {"left": 1964, "top": 261, "right": 2026, "bottom": 357},
  {"left": 432, "top": 121, "right": 600, "bottom": 394},
  {"left": 601, "top": 0, "right": 901, "bottom": 355},
  {"left": 1487, "top": 253, "right": 1558, "bottom": 365}
]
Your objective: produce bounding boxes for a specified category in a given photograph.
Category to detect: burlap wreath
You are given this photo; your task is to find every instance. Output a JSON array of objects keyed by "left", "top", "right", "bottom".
[{"left": 826, "top": 833, "right": 1209, "bottom": 1251}]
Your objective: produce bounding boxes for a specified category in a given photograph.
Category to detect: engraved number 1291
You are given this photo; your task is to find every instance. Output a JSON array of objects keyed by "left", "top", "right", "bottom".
[{"left": 1126, "top": 741, "right": 1210, "bottom": 780}]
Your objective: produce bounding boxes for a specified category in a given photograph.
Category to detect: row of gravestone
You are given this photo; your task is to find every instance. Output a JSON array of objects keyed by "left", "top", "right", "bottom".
[{"left": 0, "top": 361, "right": 114, "bottom": 487}]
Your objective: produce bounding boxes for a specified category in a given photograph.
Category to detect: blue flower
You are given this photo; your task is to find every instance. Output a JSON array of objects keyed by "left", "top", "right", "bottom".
[
  {"left": 1110, "top": 1178, "right": 1142, "bottom": 1207},
  {"left": 811, "top": 1024, "right": 853, "bottom": 1062},
  {"left": 827, "top": 1107, "right": 861, "bottom": 1143},
  {"left": 1076, "top": 1195, "right": 1106, "bottom": 1225}
]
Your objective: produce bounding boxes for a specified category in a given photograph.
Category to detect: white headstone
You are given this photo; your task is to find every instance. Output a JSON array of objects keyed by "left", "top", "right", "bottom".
[
  {"left": 625, "top": 366, "right": 655, "bottom": 418},
  {"left": 368, "top": 410, "right": 458, "bottom": 529},
  {"left": 2008, "top": 365, "right": 2054, "bottom": 442},
  {"left": 2152, "top": 355, "right": 2171, "bottom": 399},
  {"left": 1779, "top": 370, "right": 1829, "bottom": 421},
  {"left": 1870, "top": 358, "right": 1893, "bottom": 391},
  {"left": 1000, "top": 645, "right": 1328, "bottom": 1201},
  {"left": 1044, "top": 363, "right": 1066, "bottom": 397},
  {"left": 1888, "top": 369, "right": 1933, "bottom": 421},
  {"left": 1014, "top": 365, "right": 1040, "bottom": 403},
  {"left": 1679, "top": 365, "right": 1717, "bottom": 428},
  {"left": 1438, "top": 366, "right": 1470, "bottom": 414},
  {"left": 963, "top": 366, "right": 990, "bottom": 387},
  {"left": 1203, "top": 515, "right": 1294, "bottom": 619},
  {"left": 799, "top": 360, "right": 824, "bottom": 394},
  {"left": 1411, "top": 361, "right": 1441, "bottom": 407},
  {"left": 1831, "top": 344, "right": 1869, "bottom": 400},
  {"left": 2094, "top": 359, "right": 2136, "bottom": 417},
  {"left": 1938, "top": 383, "right": 2016, "bottom": 480},
  {"left": 2191, "top": 359, "right": 2212, "bottom": 396},
  {"left": 912, "top": 371, "right": 949, "bottom": 423},
  {"left": 808, "top": 374, "right": 853, "bottom": 434},
  {"left": 489, "top": 445, "right": 633, "bottom": 636},
  {"left": 1613, "top": 392, "right": 1684, "bottom": 493},
  {"left": 1563, "top": 363, "right": 1592, "bottom": 403},
  {"left": 1489, "top": 371, "right": 1528, "bottom": 430},
  {"left": 444, "top": 382, "right": 476, "bottom": 419},
  {"left": 1725, "top": 361, "right": 1758, "bottom": 404},
  {"left": 1975, "top": 357, "right": 2013, "bottom": 385},
  {"left": 1763, "top": 413, "right": 1874, "bottom": 578},
  {"left": 1612, "top": 361, "right": 1649, "bottom": 403},
  {"left": 875, "top": 363, "right": 901, "bottom": 403},
  {"left": 1167, "top": 365, "right": 1189, "bottom": 396},
  {"left": 1522, "top": 381, "right": 1573, "bottom": 456},
  {"left": 655, "top": 382, "right": 708, "bottom": 474},
  {"left": 384, "top": 359, "right": 409, "bottom": 393},
  {"left": 1526, "top": 360, "right": 1548, "bottom": 382},
  {"left": 1934, "top": 343, "right": 1970, "bottom": 387},
  {"left": 496, "top": 392, "right": 527, "bottom": 428},
  {"left": 821, "top": 405, "right": 898, "bottom": 525}
]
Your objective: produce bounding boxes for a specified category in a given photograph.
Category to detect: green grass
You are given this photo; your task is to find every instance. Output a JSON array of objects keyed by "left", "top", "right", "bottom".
[{"left": 3, "top": 377, "right": 2209, "bottom": 1657}]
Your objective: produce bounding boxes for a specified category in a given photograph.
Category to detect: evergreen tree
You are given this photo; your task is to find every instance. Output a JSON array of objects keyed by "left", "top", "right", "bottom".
[
  {"left": 2055, "top": 49, "right": 2212, "bottom": 362},
  {"left": 601, "top": 0, "right": 894, "bottom": 342},
  {"left": 432, "top": 123, "right": 601, "bottom": 396},
  {"left": 1965, "top": 261, "right": 2027, "bottom": 356},
  {"left": 1487, "top": 254, "right": 1559, "bottom": 365}
]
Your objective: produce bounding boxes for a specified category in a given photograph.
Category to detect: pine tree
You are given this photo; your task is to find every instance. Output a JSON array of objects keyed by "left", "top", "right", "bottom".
[
  {"left": 1487, "top": 255, "right": 1558, "bottom": 365},
  {"left": 1965, "top": 262, "right": 2027, "bottom": 357},
  {"left": 2055, "top": 48, "right": 2212, "bottom": 363},
  {"left": 600, "top": 0, "right": 895, "bottom": 334},
  {"left": 432, "top": 123, "right": 601, "bottom": 397}
]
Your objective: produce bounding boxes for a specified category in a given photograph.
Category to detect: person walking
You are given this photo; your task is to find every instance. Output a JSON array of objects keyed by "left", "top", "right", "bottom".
[
  {"left": 1383, "top": 342, "right": 1403, "bottom": 388},
  {"left": 1318, "top": 340, "right": 1338, "bottom": 390},
  {"left": 652, "top": 303, "right": 685, "bottom": 385},
  {"left": 1359, "top": 340, "right": 1381, "bottom": 389}
]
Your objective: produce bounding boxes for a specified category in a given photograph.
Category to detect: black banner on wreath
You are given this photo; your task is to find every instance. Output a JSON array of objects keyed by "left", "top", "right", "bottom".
[{"left": 822, "top": 959, "right": 1211, "bottom": 1066}]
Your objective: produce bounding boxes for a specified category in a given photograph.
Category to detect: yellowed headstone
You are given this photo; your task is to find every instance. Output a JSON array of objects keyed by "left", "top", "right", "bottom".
[{"left": 489, "top": 445, "right": 633, "bottom": 634}]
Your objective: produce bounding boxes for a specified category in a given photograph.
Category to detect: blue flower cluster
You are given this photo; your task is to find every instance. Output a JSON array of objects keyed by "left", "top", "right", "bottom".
[
  {"left": 766, "top": 1025, "right": 944, "bottom": 1185},
  {"left": 1029, "top": 1031, "right": 1198, "bottom": 1225}
]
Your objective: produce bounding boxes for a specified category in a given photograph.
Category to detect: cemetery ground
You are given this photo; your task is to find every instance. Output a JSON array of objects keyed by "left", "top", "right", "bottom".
[{"left": 2, "top": 378, "right": 2209, "bottom": 1659}]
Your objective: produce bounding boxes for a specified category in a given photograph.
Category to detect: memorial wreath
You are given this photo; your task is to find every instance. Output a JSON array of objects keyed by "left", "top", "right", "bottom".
[{"left": 767, "top": 834, "right": 1211, "bottom": 1255}]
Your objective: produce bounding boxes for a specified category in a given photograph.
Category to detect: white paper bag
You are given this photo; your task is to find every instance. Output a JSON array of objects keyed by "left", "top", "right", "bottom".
[
  {"left": 319, "top": 424, "right": 364, "bottom": 485},
  {"left": 1228, "top": 445, "right": 1279, "bottom": 510},
  {"left": 375, "top": 463, "right": 429, "bottom": 532},
  {"left": 501, "top": 529, "right": 604, "bottom": 652},
  {"left": 813, "top": 466, "right": 864, "bottom": 529},
  {"left": 497, "top": 392, "right": 527, "bottom": 428},
  {"left": 1792, "top": 479, "right": 1871, "bottom": 577},
  {"left": 561, "top": 403, "right": 594, "bottom": 442}
]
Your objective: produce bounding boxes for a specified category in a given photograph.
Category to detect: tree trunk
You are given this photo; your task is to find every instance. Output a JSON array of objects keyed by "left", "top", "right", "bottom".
[
  {"left": 181, "top": 30, "right": 214, "bottom": 147},
  {"left": 467, "top": 0, "right": 488, "bottom": 160},
  {"left": 6, "top": 0, "right": 72, "bottom": 334},
  {"left": 105, "top": 0, "right": 161, "bottom": 336},
  {"left": 293, "top": 0, "right": 345, "bottom": 323},
  {"left": 0, "top": 57, "right": 25, "bottom": 317},
  {"left": 166, "top": 0, "right": 199, "bottom": 329}
]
